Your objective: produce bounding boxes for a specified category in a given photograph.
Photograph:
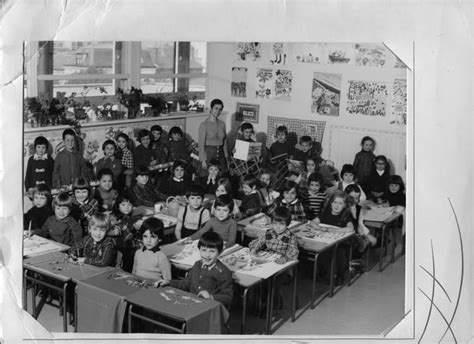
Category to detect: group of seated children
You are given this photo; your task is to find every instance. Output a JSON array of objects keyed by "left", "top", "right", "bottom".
[{"left": 25, "top": 124, "right": 405, "bottom": 315}]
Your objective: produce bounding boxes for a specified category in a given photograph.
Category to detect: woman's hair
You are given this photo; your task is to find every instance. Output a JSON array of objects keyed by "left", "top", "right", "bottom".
[
  {"left": 137, "top": 129, "right": 151, "bottom": 142},
  {"left": 135, "top": 164, "right": 150, "bottom": 176},
  {"left": 210, "top": 98, "right": 224, "bottom": 109},
  {"left": 140, "top": 217, "right": 164, "bottom": 239},
  {"left": 271, "top": 206, "right": 291, "bottom": 226},
  {"left": 186, "top": 184, "right": 204, "bottom": 198},
  {"left": 102, "top": 139, "right": 116, "bottom": 151},
  {"left": 169, "top": 126, "right": 183, "bottom": 137},
  {"left": 198, "top": 231, "right": 224, "bottom": 253},
  {"left": 116, "top": 132, "right": 130, "bottom": 144},
  {"left": 214, "top": 194, "right": 234, "bottom": 212},
  {"left": 172, "top": 159, "right": 187, "bottom": 171},
  {"left": 33, "top": 184, "right": 52, "bottom": 203},
  {"left": 242, "top": 174, "right": 259, "bottom": 188},
  {"left": 340, "top": 164, "right": 355, "bottom": 178},
  {"left": 150, "top": 125, "right": 163, "bottom": 133},
  {"left": 72, "top": 177, "right": 90, "bottom": 192},
  {"left": 89, "top": 212, "right": 110, "bottom": 231},
  {"left": 279, "top": 179, "right": 299, "bottom": 195},
  {"left": 34, "top": 136, "right": 49, "bottom": 149},
  {"left": 112, "top": 192, "right": 134, "bottom": 215},
  {"left": 217, "top": 178, "right": 233, "bottom": 195},
  {"left": 62, "top": 128, "right": 76, "bottom": 140},
  {"left": 361, "top": 136, "right": 375, "bottom": 146},
  {"left": 97, "top": 168, "right": 114, "bottom": 181},
  {"left": 276, "top": 125, "right": 288, "bottom": 136},
  {"left": 52, "top": 192, "right": 73, "bottom": 209},
  {"left": 389, "top": 175, "right": 405, "bottom": 193}
]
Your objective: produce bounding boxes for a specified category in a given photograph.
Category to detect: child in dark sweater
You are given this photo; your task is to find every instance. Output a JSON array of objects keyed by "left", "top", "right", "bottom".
[
  {"left": 25, "top": 136, "right": 54, "bottom": 192},
  {"left": 167, "top": 126, "right": 190, "bottom": 162},
  {"left": 366, "top": 155, "right": 391, "bottom": 204},
  {"left": 161, "top": 160, "right": 190, "bottom": 197},
  {"left": 239, "top": 174, "right": 262, "bottom": 217},
  {"left": 24, "top": 185, "right": 53, "bottom": 231},
  {"left": 93, "top": 168, "right": 119, "bottom": 211},
  {"left": 131, "top": 165, "right": 167, "bottom": 207},
  {"left": 269, "top": 125, "right": 293, "bottom": 158},
  {"left": 53, "top": 129, "right": 85, "bottom": 188},
  {"left": 199, "top": 159, "right": 221, "bottom": 195},
  {"left": 70, "top": 177, "right": 99, "bottom": 236},
  {"left": 353, "top": 136, "right": 376, "bottom": 190},
  {"left": 133, "top": 129, "right": 155, "bottom": 172}
]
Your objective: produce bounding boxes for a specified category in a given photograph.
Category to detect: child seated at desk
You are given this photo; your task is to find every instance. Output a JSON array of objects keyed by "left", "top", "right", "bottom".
[
  {"left": 38, "top": 192, "right": 83, "bottom": 254},
  {"left": 240, "top": 174, "right": 263, "bottom": 217},
  {"left": 365, "top": 155, "right": 391, "bottom": 204},
  {"left": 175, "top": 185, "right": 210, "bottom": 240},
  {"left": 167, "top": 126, "right": 190, "bottom": 163},
  {"left": 267, "top": 180, "right": 309, "bottom": 222},
  {"left": 133, "top": 129, "right": 155, "bottom": 172},
  {"left": 156, "top": 231, "right": 233, "bottom": 309},
  {"left": 82, "top": 213, "right": 117, "bottom": 267},
  {"left": 71, "top": 177, "right": 99, "bottom": 236},
  {"left": 133, "top": 217, "right": 172, "bottom": 281},
  {"left": 258, "top": 169, "right": 278, "bottom": 208},
  {"left": 190, "top": 195, "right": 237, "bottom": 248},
  {"left": 386, "top": 175, "right": 406, "bottom": 207},
  {"left": 301, "top": 173, "right": 327, "bottom": 219},
  {"left": 326, "top": 164, "right": 366, "bottom": 201},
  {"left": 211, "top": 178, "right": 242, "bottom": 219},
  {"left": 93, "top": 168, "right": 119, "bottom": 212},
  {"left": 24, "top": 184, "right": 53, "bottom": 231},
  {"left": 131, "top": 165, "right": 167, "bottom": 207},
  {"left": 161, "top": 160, "right": 190, "bottom": 197},
  {"left": 199, "top": 159, "right": 221, "bottom": 195},
  {"left": 309, "top": 190, "right": 354, "bottom": 285}
]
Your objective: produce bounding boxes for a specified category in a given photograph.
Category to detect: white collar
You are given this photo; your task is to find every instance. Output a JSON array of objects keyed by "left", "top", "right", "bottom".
[
  {"left": 376, "top": 170, "right": 384, "bottom": 176},
  {"left": 33, "top": 153, "right": 48, "bottom": 160},
  {"left": 282, "top": 198, "right": 298, "bottom": 205},
  {"left": 173, "top": 177, "right": 184, "bottom": 182}
]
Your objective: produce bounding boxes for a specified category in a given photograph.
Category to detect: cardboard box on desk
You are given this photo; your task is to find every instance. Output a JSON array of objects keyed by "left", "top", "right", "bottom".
[{"left": 233, "top": 140, "right": 262, "bottom": 161}]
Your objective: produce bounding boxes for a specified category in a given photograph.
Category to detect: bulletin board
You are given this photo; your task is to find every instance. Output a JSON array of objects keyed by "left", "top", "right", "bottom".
[{"left": 266, "top": 115, "right": 326, "bottom": 148}]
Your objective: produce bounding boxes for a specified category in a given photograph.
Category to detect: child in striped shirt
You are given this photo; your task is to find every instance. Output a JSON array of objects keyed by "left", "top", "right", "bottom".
[{"left": 301, "top": 172, "right": 327, "bottom": 219}]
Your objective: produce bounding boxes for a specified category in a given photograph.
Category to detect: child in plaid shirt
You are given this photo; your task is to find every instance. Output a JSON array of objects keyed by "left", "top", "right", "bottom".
[
  {"left": 71, "top": 177, "right": 99, "bottom": 235},
  {"left": 81, "top": 212, "right": 117, "bottom": 267},
  {"left": 267, "top": 180, "right": 309, "bottom": 223},
  {"left": 249, "top": 206, "right": 299, "bottom": 264}
]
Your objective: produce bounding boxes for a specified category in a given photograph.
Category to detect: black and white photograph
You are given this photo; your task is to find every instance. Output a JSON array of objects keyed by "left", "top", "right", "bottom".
[{"left": 1, "top": 1, "right": 472, "bottom": 343}]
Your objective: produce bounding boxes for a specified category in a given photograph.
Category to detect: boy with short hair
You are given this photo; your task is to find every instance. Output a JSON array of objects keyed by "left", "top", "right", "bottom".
[
  {"left": 175, "top": 184, "right": 210, "bottom": 240},
  {"left": 131, "top": 165, "right": 166, "bottom": 207},
  {"left": 167, "top": 126, "right": 190, "bottom": 162},
  {"left": 53, "top": 129, "right": 85, "bottom": 188},
  {"left": 24, "top": 184, "right": 53, "bottom": 231},
  {"left": 157, "top": 231, "right": 233, "bottom": 309},
  {"left": 25, "top": 136, "right": 54, "bottom": 192},
  {"left": 38, "top": 192, "right": 83, "bottom": 253},
  {"left": 240, "top": 174, "right": 262, "bottom": 217},
  {"left": 269, "top": 125, "right": 293, "bottom": 158},
  {"left": 293, "top": 135, "right": 314, "bottom": 162}
]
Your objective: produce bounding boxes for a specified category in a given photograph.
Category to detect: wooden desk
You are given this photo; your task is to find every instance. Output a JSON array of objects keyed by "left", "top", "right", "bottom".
[{"left": 23, "top": 234, "right": 70, "bottom": 258}]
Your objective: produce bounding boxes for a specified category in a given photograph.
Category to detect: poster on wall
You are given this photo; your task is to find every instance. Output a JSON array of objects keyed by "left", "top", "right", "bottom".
[
  {"left": 255, "top": 68, "right": 274, "bottom": 99},
  {"left": 270, "top": 42, "right": 287, "bottom": 65},
  {"left": 354, "top": 43, "right": 387, "bottom": 67},
  {"left": 311, "top": 72, "right": 342, "bottom": 116},
  {"left": 235, "top": 42, "right": 261, "bottom": 61},
  {"left": 231, "top": 67, "right": 247, "bottom": 97},
  {"left": 346, "top": 80, "right": 388, "bottom": 117},
  {"left": 326, "top": 43, "right": 355, "bottom": 64},
  {"left": 266, "top": 116, "right": 326, "bottom": 148},
  {"left": 274, "top": 69, "right": 293, "bottom": 101},
  {"left": 291, "top": 43, "right": 325, "bottom": 64},
  {"left": 390, "top": 79, "right": 407, "bottom": 125}
]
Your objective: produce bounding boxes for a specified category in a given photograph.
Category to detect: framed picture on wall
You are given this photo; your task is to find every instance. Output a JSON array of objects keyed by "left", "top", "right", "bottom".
[{"left": 236, "top": 103, "right": 259, "bottom": 123}]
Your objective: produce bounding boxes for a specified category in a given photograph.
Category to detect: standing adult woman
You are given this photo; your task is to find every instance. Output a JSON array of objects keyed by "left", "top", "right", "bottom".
[{"left": 198, "top": 99, "right": 229, "bottom": 173}]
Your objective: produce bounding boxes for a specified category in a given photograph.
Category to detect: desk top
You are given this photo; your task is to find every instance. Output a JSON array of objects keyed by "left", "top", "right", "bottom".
[
  {"left": 23, "top": 235, "right": 70, "bottom": 258},
  {"left": 23, "top": 251, "right": 114, "bottom": 282}
]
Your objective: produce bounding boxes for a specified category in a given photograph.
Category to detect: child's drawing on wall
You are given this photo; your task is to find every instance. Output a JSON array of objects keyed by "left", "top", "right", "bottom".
[{"left": 311, "top": 72, "right": 341, "bottom": 116}]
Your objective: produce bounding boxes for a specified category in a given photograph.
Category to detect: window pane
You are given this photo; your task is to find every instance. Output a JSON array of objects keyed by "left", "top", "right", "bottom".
[
  {"left": 140, "top": 78, "right": 174, "bottom": 94},
  {"left": 190, "top": 42, "right": 207, "bottom": 74},
  {"left": 141, "top": 41, "right": 175, "bottom": 75},
  {"left": 53, "top": 82, "right": 114, "bottom": 97}
]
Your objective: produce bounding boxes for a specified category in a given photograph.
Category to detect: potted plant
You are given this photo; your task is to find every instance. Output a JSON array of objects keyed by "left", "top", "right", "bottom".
[
  {"left": 144, "top": 94, "right": 167, "bottom": 116},
  {"left": 117, "top": 87, "right": 144, "bottom": 119}
]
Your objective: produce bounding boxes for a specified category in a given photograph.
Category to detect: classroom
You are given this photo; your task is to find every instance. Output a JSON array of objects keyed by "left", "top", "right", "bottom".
[{"left": 21, "top": 41, "right": 407, "bottom": 337}]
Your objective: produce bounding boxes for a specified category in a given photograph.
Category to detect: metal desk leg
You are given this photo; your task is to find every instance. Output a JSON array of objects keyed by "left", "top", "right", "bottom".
[
  {"left": 291, "top": 265, "right": 297, "bottom": 322},
  {"left": 329, "top": 245, "right": 337, "bottom": 297},
  {"left": 265, "top": 277, "right": 275, "bottom": 335},
  {"left": 379, "top": 225, "right": 386, "bottom": 272},
  {"left": 390, "top": 225, "right": 396, "bottom": 264},
  {"left": 62, "top": 282, "right": 68, "bottom": 332},
  {"left": 74, "top": 285, "right": 78, "bottom": 332},
  {"left": 23, "top": 270, "right": 28, "bottom": 312},
  {"left": 32, "top": 277, "right": 37, "bottom": 319},
  {"left": 311, "top": 253, "right": 319, "bottom": 309},
  {"left": 348, "top": 240, "right": 354, "bottom": 286},
  {"left": 128, "top": 304, "right": 133, "bottom": 333},
  {"left": 241, "top": 287, "right": 250, "bottom": 334}
]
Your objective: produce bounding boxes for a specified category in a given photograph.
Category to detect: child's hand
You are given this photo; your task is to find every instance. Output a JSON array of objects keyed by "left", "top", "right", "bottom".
[
  {"left": 275, "top": 257, "right": 288, "bottom": 265},
  {"left": 134, "top": 219, "right": 144, "bottom": 229},
  {"left": 197, "top": 290, "right": 212, "bottom": 300},
  {"left": 153, "top": 279, "right": 169, "bottom": 288}
]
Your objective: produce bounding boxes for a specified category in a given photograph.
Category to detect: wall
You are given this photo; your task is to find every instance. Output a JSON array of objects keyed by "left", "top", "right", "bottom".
[{"left": 207, "top": 42, "right": 407, "bottom": 179}]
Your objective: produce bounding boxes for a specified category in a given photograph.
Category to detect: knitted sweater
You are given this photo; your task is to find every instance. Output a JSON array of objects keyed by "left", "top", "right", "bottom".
[
  {"left": 25, "top": 155, "right": 54, "bottom": 190},
  {"left": 132, "top": 247, "right": 172, "bottom": 281},
  {"left": 53, "top": 149, "right": 84, "bottom": 188},
  {"left": 190, "top": 217, "right": 237, "bottom": 248}
]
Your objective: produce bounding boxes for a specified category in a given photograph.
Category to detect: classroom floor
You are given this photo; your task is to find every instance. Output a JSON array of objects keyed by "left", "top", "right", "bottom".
[{"left": 25, "top": 245, "right": 406, "bottom": 337}]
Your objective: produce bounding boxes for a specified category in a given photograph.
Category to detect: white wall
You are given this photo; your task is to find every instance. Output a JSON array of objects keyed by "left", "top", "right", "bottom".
[{"left": 207, "top": 42, "right": 407, "bottom": 180}]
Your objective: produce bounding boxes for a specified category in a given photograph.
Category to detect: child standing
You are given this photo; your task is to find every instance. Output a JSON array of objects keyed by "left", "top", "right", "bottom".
[
  {"left": 149, "top": 125, "right": 169, "bottom": 186},
  {"left": 95, "top": 140, "right": 122, "bottom": 184},
  {"left": 131, "top": 165, "right": 167, "bottom": 207},
  {"left": 366, "top": 155, "right": 391, "bottom": 203},
  {"left": 53, "top": 129, "right": 85, "bottom": 188},
  {"left": 386, "top": 175, "right": 406, "bottom": 207},
  {"left": 25, "top": 136, "right": 54, "bottom": 192},
  {"left": 93, "top": 168, "right": 119, "bottom": 211},
  {"left": 81, "top": 213, "right": 117, "bottom": 267},
  {"left": 175, "top": 185, "right": 210, "bottom": 240},
  {"left": 212, "top": 178, "right": 242, "bottom": 219},
  {"left": 115, "top": 133, "right": 134, "bottom": 189},
  {"left": 70, "top": 177, "right": 99, "bottom": 235},
  {"left": 199, "top": 159, "right": 221, "bottom": 195},
  {"left": 161, "top": 160, "right": 190, "bottom": 197},
  {"left": 249, "top": 206, "right": 299, "bottom": 264},
  {"left": 132, "top": 217, "right": 172, "bottom": 281},
  {"left": 239, "top": 174, "right": 262, "bottom": 217},
  {"left": 301, "top": 173, "right": 327, "bottom": 219},
  {"left": 268, "top": 180, "right": 309, "bottom": 222},
  {"left": 133, "top": 129, "right": 154, "bottom": 172},
  {"left": 353, "top": 136, "right": 376, "bottom": 190},
  {"left": 167, "top": 126, "right": 190, "bottom": 162},
  {"left": 157, "top": 231, "right": 233, "bottom": 309},
  {"left": 38, "top": 192, "right": 83, "bottom": 254},
  {"left": 24, "top": 184, "right": 53, "bottom": 231},
  {"left": 269, "top": 125, "right": 293, "bottom": 158},
  {"left": 190, "top": 195, "right": 237, "bottom": 248}
]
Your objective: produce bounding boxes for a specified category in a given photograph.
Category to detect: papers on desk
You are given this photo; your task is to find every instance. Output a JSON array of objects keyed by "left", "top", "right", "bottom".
[
  {"left": 153, "top": 213, "right": 178, "bottom": 227},
  {"left": 364, "top": 206, "right": 395, "bottom": 222},
  {"left": 293, "top": 224, "right": 353, "bottom": 251},
  {"left": 23, "top": 235, "right": 69, "bottom": 257},
  {"left": 169, "top": 240, "right": 201, "bottom": 266}
]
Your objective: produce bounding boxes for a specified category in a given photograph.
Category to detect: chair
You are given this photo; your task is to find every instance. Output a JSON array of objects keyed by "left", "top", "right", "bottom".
[
  {"left": 269, "top": 154, "right": 289, "bottom": 190},
  {"left": 227, "top": 156, "right": 262, "bottom": 182}
]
